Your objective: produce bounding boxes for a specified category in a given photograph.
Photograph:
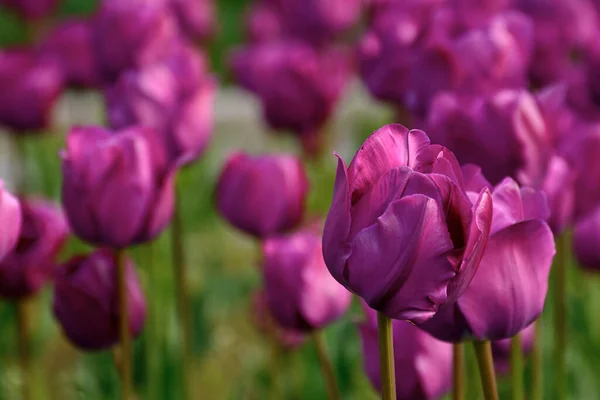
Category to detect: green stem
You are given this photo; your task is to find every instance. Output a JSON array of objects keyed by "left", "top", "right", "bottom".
[
  {"left": 453, "top": 343, "right": 465, "bottom": 400},
  {"left": 16, "top": 299, "right": 31, "bottom": 400},
  {"left": 554, "top": 235, "right": 567, "bottom": 400},
  {"left": 312, "top": 331, "right": 340, "bottom": 400},
  {"left": 172, "top": 181, "right": 191, "bottom": 400},
  {"left": 377, "top": 312, "right": 396, "bottom": 400},
  {"left": 531, "top": 323, "right": 543, "bottom": 400},
  {"left": 145, "top": 243, "right": 161, "bottom": 400},
  {"left": 473, "top": 341, "right": 499, "bottom": 400},
  {"left": 115, "top": 249, "right": 132, "bottom": 400},
  {"left": 511, "top": 333, "right": 523, "bottom": 400}
]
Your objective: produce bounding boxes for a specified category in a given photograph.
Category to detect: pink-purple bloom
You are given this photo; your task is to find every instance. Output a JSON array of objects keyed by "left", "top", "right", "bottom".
[
  {"left": 322, "top": 124, "right": 493, "bottom": 324},
  {"left": 169, "top": 0, "right": 217, "bottom": 42},
  {"left": 0, "top": 182, "right": 21, "bottom": 263},
  {"left": 53, "top": 249, "right": 146, "bottom": 351},
  {"left": 573, "top": 207, "right": 600, "bottom": 270}
]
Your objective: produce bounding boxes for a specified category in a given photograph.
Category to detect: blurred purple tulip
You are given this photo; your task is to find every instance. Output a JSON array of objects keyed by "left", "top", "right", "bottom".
[
  {"left": 230, "top": 41, "right": 349, "bottom": 156},
  {"left": 0, "top": 198, "right": 68, "bottom": 299},
  {"left": 106, "top": 41, "right": 215, "bottom": 167},
  {"left": 245, "top": 1, "right": 284, "bottom": 42},
  {"left": 215, "top": 152, "right": 309, "bottom": 238},
  {"left": 0, "top": 182, "right": 21, "bottom": 263},
  {"left": 492, "top": 323, "right": 536, "bottom": 375},
  {"left": 565, "top": 51, "right": 600, "bottom": 121},
  {"left": 169, "top": 0, "right": 217, "bottom": 42},
  {"left": 263, "top": 229, "right": 351, "bottom": 332},
  {"left": 61, "top": 126, "right": 176, "bottom": 248},
  {"left": 0, "top": 50, "right": 63, "bottom": 132},
  {"left": 360, "top": 304, "right": 452, "bottom": 399},
  {"left": 322, "top": 124, "right": 493, "bottom": 324},
  {"left": 38, "top": 18, "right": 101, "bottom": 88},
  {"left": 91, "top": 0, "right": 178, "bottom": 83},
  {"left": 0, "top": 0, "right": 58, "bottom": 20},
  {"left": 420, "top": 174, "right": 555, "bottom": 341},
  {"left": 252, "top": 290, "right": 306, "bottom": 348},
  {"left": 573, "top": 206, "right": 600, "bottom": 270},
  {"left": 53, "top": 249, "right": 146, "bottom": 351}
]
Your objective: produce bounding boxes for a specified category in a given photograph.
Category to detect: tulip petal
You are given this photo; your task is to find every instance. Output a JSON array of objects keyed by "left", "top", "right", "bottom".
[
  {"left": 0, "top": 186, "right": 21, "bottom": 261},
  {"left": 461, "top": 164, "right": 492, "bottom": 193},
  {"left": 573, "top": 207, "right": 600, "bottom": 270}
]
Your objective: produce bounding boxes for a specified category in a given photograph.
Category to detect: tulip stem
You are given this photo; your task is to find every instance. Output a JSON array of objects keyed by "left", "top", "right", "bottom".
[
  {"left": 116, "top": 249, "right": 132, "bottom": 400},
  {"left": 377, "top": 312, "right": 396, "bottom": 400},
  {"left": 16, "top": 299, "right": 31, "bottom": 400},
  {"left": 531, "top": 324, "right": 543, "bottom": 400},
  {"left": 312, "top": 331, "right": 340, "bottom": 400},
  {"left": 511, "top": 333, "right": 524, "bottom": 400},
  {"left": 473, "top": 341, "right": 499, "bottom": 400},
  {"left": 172, "top": 183, "right": 192, "bottom": 400},
  {"left": 145, "top": 243, "right": 161, "bottom": 400},
  {"left": 554, "top": 234, "right": 567, "bottom": 400},
  {"left": 453, "top": 343, "right": 465, "bottom": 400}
]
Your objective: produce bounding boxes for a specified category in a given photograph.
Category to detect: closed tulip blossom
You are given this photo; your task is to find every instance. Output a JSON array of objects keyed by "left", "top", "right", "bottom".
[
  {"left": 216, "top": 152, "right": 309, "bottom": 238},
  {"left": 230, "top": 41, "right": 349, "bottom": 155},
  {"left": 169, "top": 0, "right": 217, "bottom": 42},
  {"left": 252, "top": 290, "right": 305, "bottom": 348},
  {"left": 492, "top": 323, "right": 536, "bottom": 375},
  {"left": 0, "top": 198, "right": 68, "bottom": 299},
  {"left": 263, "top": 229, "right": 351, "bottom": 332},
  {"left": 322, "top": 124, "right": 493, "bottom": 324},
  {"left": 420, "top": 172, "right": 555, "bottom": 342},
  {"left": 0, "top": 0, "right": 58, "bottom": 20},
  {"left": 61, "top": 126, "right": 177, "bottom": 248},
  {"left": 359, "top": 304, "right": 452, "bottom": 399},
  {"left": 0, "top": 182, "right": 22, "bottom": 263},
  {"left": 0, "top": 50, "right": 63, "bottom": 133},
  {"left": 53, "top": 249, "right": 146, "bottom": 350},
  {"left": 106, "top": 41, "right": 215, "bottom": 166}
]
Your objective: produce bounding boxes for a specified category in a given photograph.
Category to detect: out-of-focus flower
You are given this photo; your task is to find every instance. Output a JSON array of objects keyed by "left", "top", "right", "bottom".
[
  {"left": 492, "top": 323, "right": 536, "bottom": 375},
  {"left": 263, "top": 229, "right": 351, "bottom": 332},
  {"left": 566, "top": 51, "right": 600, "bottom": 121},
  {"left": 322, "top": 124, "right": 493, "bottom": 324},
  {"left": 169, "top": 0, "right": 217, "bottom": 42},
  {"left": 420, "top": 175, "right": 555, "bottom": 342},
  {"left": 53, "top": 249, "right": 146, "bottom": 351},
  {"left": 0, "top": 0, "right": 58, "bottom": 20},
  {"left": 0, "top": 198, "right": 68, "bottom": 299},
  {"left": 61, "top": 126, "right": 176, "bottom": 248},
  {"left": 252, "top": 290, "right": 305, "bottom": 348},
  {"left": 230, "top": 41, "right": 349, "bottom": 155},
  {"left": 573, "top": 206, "right": 600, "bottom": 270},
  {"left": 216, "top": 152, "right": 309, "bottom": 238},
  {"left": 0, "top": 50, "right": 63, "bottom": 132},
  {"left": 0, "top": 182, "right": 21, "bottom": 263},
  {"left": 360, "top": 304, "right": 452, "bottom": 399},
  {"left": 245, "top": 1, "right": 284, "bottom": 42},
  {"left": 38, "top": 18, "right": 101, "bottom": 88}
]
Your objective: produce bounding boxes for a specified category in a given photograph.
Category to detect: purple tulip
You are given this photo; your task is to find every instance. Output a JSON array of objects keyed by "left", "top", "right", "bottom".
[
  {"left": 573, "top": 207, "right": 600, "bottom": 270},
  {"left": 0, "top": 50, "right": 63, "bottom": 132},
  {"left": 169, "top": 0, "right": 217, "bottom": 42},
  {"left": 322, "top": 124, "right": 493, "bottom": 324},
  {"left": 0, "top": 0, "right": 58, "bottom": 20},
  {"left": 263, "top": 228, "right": 351, "bottom": 332},
  {"left": 61, "top": 126, "right": 176, "bottom": 248},
  {"left": 245, "top": 1, "right": 285, "bottom": 42},
  {"left": 565, "top": 51, "right": 600, "bottom": 121},
  {"left": 0, "top": 182, "right": 21, "bottom": 263},
  {"left": 0, "top": 198, "right": 68, "bottom": 299},
  {"left": 492, "top": 323, "right": 536, "bottom": 375},
  {"left": 53, "top": 249, "right": 146, "bottom": 351},
  {"left": 91, "top": 0, "right": 178, "bottom": 83},
  {"left": 106, "top": 41, "right": 215, "bottom": 167},
  {"left": 230, "top": 41, "right": 349, "bottom": 156},
  {"left": 38, "top": 18, "right": 101, "bottom": 88},
  {"left": 360, "top": 304, "right": 452, "bottom": 399},
  {"left": 252, "top": 290, "right": 306, "bottom": 349},
  {"left": 216, "top": 152, "right": 309, "bottom": 238},
  {"left": 420, "top": 174, "right": 555, "bottom": 341}
]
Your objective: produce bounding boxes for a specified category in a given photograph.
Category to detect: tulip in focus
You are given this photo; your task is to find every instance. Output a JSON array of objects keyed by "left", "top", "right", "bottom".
[
  {"left": 61, "top": 126, "right": 176, "bottom": 248},
  {"left": 53, "top": 249, "right": 146, "bottom": 350},
  {"left": 322, "top": 124, "right": 493, "bottom": 324},
  {"left": 492, "top": 323, "right": 536, "bottom": 375},
  {"left": 0, "top": 181, "right": 21, "bottom": 263},
  {"left": 216, "top": 151, "right": 309, "bottom": 238},
  {"left": 0, "top": 198, "right": 68, "bottom": 299}
]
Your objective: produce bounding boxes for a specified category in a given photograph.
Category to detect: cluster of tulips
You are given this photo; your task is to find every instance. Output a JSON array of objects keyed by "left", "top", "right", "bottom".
[{"left": 0, "top": 0, "right": 599, "bottom": 399}]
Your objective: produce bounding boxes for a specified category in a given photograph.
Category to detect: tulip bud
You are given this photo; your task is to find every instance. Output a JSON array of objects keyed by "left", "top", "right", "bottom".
[
  {"left": 0, "top": 50, "right": 63, "bottom": 132},
  {"left": 61, "top": 126, "right": 176, "bottom": 248},
  {"left": 216, "top": 152, "right": 309, "bottom": 238},
  {"left": 252, "top": 290, "right": 305, "bottom": 349},
  {"left": 53, "top": 249, "right": 146, "bottom": 350},
  {"left": 492, "top": 323, "right": 536, "bottom": 375},
  {"left": 360, "top": 304, "right": 452, "bottom": 399},
  {"left": 0, "top": 0, "right": 58, "bottom": 20},
  {"left": 322, "top": 124, "right": 493, "bottom": 324},
  {"left": 263, "top": 229, "right": 351, "bottom": 332},
  {"left": 0, "top": 181, "right": 21, "bottom": 262},
  {"left": 169, "top": 0, "right": 217, "bottom": 42},
  {"left": 0, "top": 198, "right": 68, "bottom": 299},
  {"left": 420, "top": 173, "right": 555, "bottom": 341}
]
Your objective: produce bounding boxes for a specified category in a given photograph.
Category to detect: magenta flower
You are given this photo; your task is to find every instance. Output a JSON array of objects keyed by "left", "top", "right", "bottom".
[
  {"left": 0, "top": 198, "right": 68, "bottom": 299},
  {"left": 38, "top": 18, "right": 101, "bottom": 89},
  {"left": 53, "top": 249, "right": 146, "bottom": 351},
  {"left": 0, "top": 0, "right": 58, "bottom": 20},
  {"left": 565, "top": 51, "right": 600, "bottom": 121},
  {"left": 169, "top": 0, "right": 217, "bottom": 42},
  {"left": 322, "top": 124, "right": 493, "bottom": 324},
  {"left": 252, "top": 290, "right": 306, "bottom": 349},
  {"left": 0, "top": 50, "right": 63, "bottom": 132},
  {"left": 573, "top": 207, "right": 600, "bottom": 270},
  {"left": 360, "top": 304, "right": 452, "bottom": 399},
  {"left": 0, "top": 182, "right": 21, "bottom": 263},
  {"left": 61, "top": 126, "right": 176, "bottom": 248},
  {"left": 245, "top": 1, "right": 284, "bottom": 42},
  {"left": 492, "top": 323, "right": 536, "bottom": 375},
  {"left": 216, "top": 152, "right": 309, "bottom": 238},
  {"left": 263, "top": 228, "right": 351, "bottom": 332},
  {"left": 230, "top": 41, "right": 349, "bottom": 155},
  {"left": 420, "top": 173, "right": 555, "bottom": 341}
]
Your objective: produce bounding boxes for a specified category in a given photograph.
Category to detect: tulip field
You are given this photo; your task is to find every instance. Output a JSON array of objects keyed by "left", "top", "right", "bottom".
[{"left": 2, "top": 0, "right": 600, "bottom": 399}]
